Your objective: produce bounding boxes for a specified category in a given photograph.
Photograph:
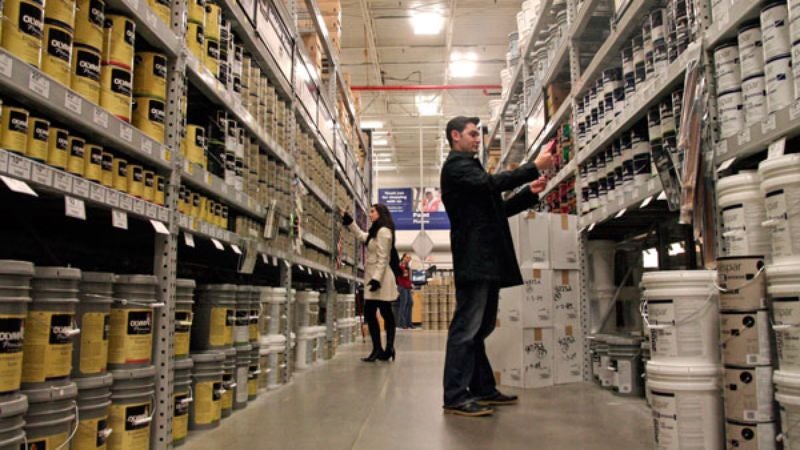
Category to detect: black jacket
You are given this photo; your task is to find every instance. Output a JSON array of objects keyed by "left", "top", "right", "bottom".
[{"left": 440, "top": 151, "right": 541, "bottom": 288}]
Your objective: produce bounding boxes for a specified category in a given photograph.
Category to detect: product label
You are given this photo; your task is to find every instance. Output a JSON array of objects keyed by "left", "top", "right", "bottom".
[
  {"left": 8, "top": 110, "right": 28, "bottom": 134},
  {"left": 647, "top": 299, "right": 706, "bottom": 358},
  {"left": 174, "top": 311, "right": 191, "bottom": 356},
  {"left": 74, "top": 416, "right": 109, "bottom": 450},
  {"left": 616, "top": 360, "right": 632, "bottom": 393},
  {"left": 24, "top": 431, "right": 69, "bottom": 449},
  {"left": 79, "top": 312, "right": 110, "bottom": 374},
  {"left": 234, "top": 310, "right": 249, "bottom": 343},
  {"left": 721, "top": 312, "right": 768, "bottom": 365},
  {"left": 109, "top": 402, "right": 150, "bottom": 450},
  {"left": 651, "top": 390, "right": 677, "bottom": 449},
  {"left": 75, "top": 49, "right": 101, "bottom": 81},
  {"left": 123, "top": 20, "right": 134, "bottom": 46},
  {"left": 249, "top": 309, "right": 259, "bottom": 340},
  {"left": 153, "top": 55, "right": 167, "bottom": 79},
  {"left": 209, "top": 307, "right": 233, "bottom": 346},
  {"left": 236, "top": 366, "right": 248, "bottom": 403},
  {"left": 0, "top": 315, "right": 25, "bottom": 393},
  {"left": 88, "top": 0, "right": 104, "bottom": 27},
  {"left": 70, "top": 139, "right": 85, "bottom": 158},
  {"left": 193, "top": 381, "right": 222, "bottom": 425},
  {"left": 206, "top": 39, "right": 220, "bottom": 60},
  {"left": 765, "top": 189, "right": 792, "bottom": 257},
  {"left": 132, "top": 166, "right": 143, "bottom": 182},
  {"left": 173, "top": 393, "right": 189, "bottom": 441},
  {"left": 22, "top": 311, "right": 73, "bottom": 382},
  {"left": 221, "top": 374, "right": 233, "bottom": 410},
  {"left": 633, "top": 152, "right": 652, "bottom": 175},
  {"left": 147, "top": 99, "right": 165, "bottom": 124},
  {"left": 724, "top": 367, "right": 774, "bottom": 422},
  {"left": 774, "top": 297, "right": 800, "bottom": 369},
  {"left": 19, "top": 1, "right": 44, "bottom": 38},
  {"left": 47, "top": 26, "right": 72, "bottom": 62},
  {"left": 108, "top": 309, "right": 153, "bottom": 364},
  {"left": 721, "top": 204, "right": 747, "bottom": 255},
  {"left": 110, "top": 68, "right": 132, "bottom": 96}
]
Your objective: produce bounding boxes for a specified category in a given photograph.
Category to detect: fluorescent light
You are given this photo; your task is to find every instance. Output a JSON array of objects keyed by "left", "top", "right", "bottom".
[
  {"left": 411, "top": 11, "right": 444, "bottom": 35},
  {"left": 360, "top": 120, "right": 383, "bottom": 129},
  {"left": 416, "top": 94, "right": 440, "bottom": 116},
  {"left": 450, "top": 51, "right": 478, "bottom": 78}
]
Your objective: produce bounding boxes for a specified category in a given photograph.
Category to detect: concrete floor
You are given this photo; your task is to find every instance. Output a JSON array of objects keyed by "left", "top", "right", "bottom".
[{"left": 181, "top": 331, "right": 654, "bottom": 450}]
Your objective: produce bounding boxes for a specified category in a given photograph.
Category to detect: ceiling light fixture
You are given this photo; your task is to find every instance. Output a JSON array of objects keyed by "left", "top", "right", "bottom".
[
  {"left": 411, "top": 11, "right": 444, "bottom": 35},
  {"left": 449, "top": 51, "right": 478, "bottom": 78},
  {"left": 360, "top": 120, "right": 384, "bottom": 129},
  {"left": 415, "top": 94, "right": 441, "bottom": 116}
]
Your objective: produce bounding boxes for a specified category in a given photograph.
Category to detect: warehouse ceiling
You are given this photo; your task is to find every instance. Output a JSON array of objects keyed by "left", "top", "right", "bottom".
[{"left": 339, "top": 0, "right": 522, "bottom": 181}]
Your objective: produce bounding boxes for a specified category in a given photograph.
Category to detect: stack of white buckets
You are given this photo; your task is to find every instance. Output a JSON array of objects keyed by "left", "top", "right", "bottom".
[
  {"left": 294, "top": 290, "right": 326, "bottom": 371},
  {"left": 336, "top": 293, "right": 357, "bottom": 346}
]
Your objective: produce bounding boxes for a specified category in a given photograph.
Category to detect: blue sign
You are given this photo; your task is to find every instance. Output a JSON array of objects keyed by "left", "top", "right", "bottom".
[{"left": 378, "top": 188, "right": 450, "bottom": 230}]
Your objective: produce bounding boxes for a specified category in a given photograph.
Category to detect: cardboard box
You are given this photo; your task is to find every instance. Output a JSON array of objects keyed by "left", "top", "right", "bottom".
[
  {"left": 552, "top": 269, "right": 580, "bottom": 326},
  {"left": 520, "top": 265, "right": 553, "bottom": 327},
  {"left": 553, "top": 324, "right": 584, "bottom": 384},
  {"left": 519, "top": 211, "right": 550, "bottom": 267},
  {"left": 549, "top": 213, "right": 579, "bottom": 269},
  {"left": 487, "top": 309, "right": 524, "bottom": 388},
  {"left": 523, "top": 327, "right": 554, "bottom": 389}
]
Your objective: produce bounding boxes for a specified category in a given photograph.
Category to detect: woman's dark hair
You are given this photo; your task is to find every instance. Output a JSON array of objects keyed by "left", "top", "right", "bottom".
[{"left": 366, "top": 203, "right": 395, "bottom": 245}]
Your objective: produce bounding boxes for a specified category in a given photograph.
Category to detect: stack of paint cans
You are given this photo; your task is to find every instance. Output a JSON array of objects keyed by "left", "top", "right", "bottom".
[
  {"left": 0, "top": 0, "right": 46, "bottom": 68},
  {"left": 42, "top": 0, "right": 76, "bottom": 85},
  {"left": 186, "top": 0, "right": 205, "bottom": 64},
  {"left": 71, "top": 0, "right": 103, "bottom": 104},
  {"left": 133, "top": 51, "right": 168, "bottom": 143},
  {"left": 761, "top": 0, "right": 793, "bottom": 114},
  {"left": 205, "top": 1, "right": 221, "bottom": 77},
  {"left": 100, "top": 14, "right": 135, "bottom": 121}
]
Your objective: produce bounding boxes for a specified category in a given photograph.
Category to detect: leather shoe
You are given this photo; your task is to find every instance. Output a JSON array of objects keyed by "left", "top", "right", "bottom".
[
  {"left": 442, "top": 401, "right": 494, "bottom": 417},
  {"left": 475, "top": 391, "right": 519, "bottom": 406}
]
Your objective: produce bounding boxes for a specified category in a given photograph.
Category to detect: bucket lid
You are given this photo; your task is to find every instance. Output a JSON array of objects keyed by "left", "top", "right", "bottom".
[
  {"left": 115, "top": 274, "right": 157, "bottom": 285},
  {"left": 198, "top": 284, "right": 237, "bottom": 291},
  {"left": 646, "top": 361, "right": 721, "bottom": 377},
  {"left": 175, "top": 278, "right": 196, "bottom": 289},
  {"left": 0, "top": 393, "right": 28, "bottom": 418},
  {"left": 717, "top": 171, "right": 761, "bottom": 193},
  {"left": 766, "top": 260, "right": 800, "bottom": 280},
  {"left": 34, "top": 266, "right": 81, "bottom": 280},
  {"left": 0, "top": 260, "right": 34, "bottom": 276},
  {"left": 774, "top": 370, "right": 800, "bottom": 388},
  {"left": 74, "top": 373, "right": 114, "bottom": 390},
  {"left": 235, "top": 344, "right": 253, "bottom": 353},
  {"left": 222, "top": 347, "right": 236, "bottom": 357},
  {"left": 714, "top": 40, "right": 738, "bottom": 51},
  {"left": 111, "top": 365, "right": 156, "bottom": 381},
  {"left": 174, "top": 357, "right": 194, "bottom": 370},
  {"left": 81, "top": 272, "right": 117, "bottom": 284},
  {"left": 758, "top": 153, "right": 800, "bottom": 177},
  {"left": 642, "top": 270, "right": 717, "bottom": 287},
  {"left": 605, "top": 335, "right": 644, "bottom": 345},
  {"left": 191, "top": 350, "right": 226, "bottom": 363},
  {"left": 22, "top": 380, "right": 78, "bottom": 403}
]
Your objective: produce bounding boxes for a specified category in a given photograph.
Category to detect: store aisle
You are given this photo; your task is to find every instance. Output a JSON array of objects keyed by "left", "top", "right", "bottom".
[{"left": 182, "top": 332, "right": 653, "bottom": 450}]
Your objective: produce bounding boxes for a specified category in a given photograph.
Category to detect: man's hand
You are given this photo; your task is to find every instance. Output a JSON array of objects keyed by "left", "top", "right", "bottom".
[
  {"left": 534, "top": 147, "right": 554, "bottom": 171},
  {"left": 530, "top": 177, "right": 547, "bottom": 194}
]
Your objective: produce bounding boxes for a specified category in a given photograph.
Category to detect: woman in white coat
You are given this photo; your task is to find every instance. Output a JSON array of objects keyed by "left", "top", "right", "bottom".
[{"left": 342, "top": 204, "right": 399, "bottom": 362}]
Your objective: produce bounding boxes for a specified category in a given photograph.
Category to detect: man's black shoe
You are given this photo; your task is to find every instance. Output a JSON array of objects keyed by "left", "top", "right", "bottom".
[
  {"left": 475, "top": 391, "right": 519, "bottom": 406},
  {"left": 442, "top": 401, "right": 494, "bottom": 417}
]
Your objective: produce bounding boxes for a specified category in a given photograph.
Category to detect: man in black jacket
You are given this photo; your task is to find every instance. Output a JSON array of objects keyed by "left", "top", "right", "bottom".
[{"left": 440, "top": 116, "right": 552, "bottom": 417}]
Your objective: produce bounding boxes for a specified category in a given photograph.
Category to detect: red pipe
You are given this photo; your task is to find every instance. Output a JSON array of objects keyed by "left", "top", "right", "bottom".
[{"left": 350, "top": 84, "right": 501, "bottom": 91}]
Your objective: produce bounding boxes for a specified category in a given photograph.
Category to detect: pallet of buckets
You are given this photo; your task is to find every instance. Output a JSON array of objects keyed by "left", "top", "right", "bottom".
[
  {"left": 294, "top": 290, "right": 329, "bottom": 370},
  {"left": 335, "top": 293, "right": 358, "bottom": 346}
]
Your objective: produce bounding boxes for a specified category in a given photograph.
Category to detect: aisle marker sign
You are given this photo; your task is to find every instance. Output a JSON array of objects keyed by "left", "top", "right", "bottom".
[
  {"left": 211, "top": 238, "right": 224, "bottom": 250},
  {"left": 0, "top": 176, "right": 37, "bottom": 196},
  {"left": 150, "top": 220, "right": 169, "bottom": 235},
  {"left": 231, "top": 244, "right": 242, "bottom": 255},
  {"left": 184, "top": 232, "right": 195, "bottom": 247},
  {"left": 65, "top": 196, "right": 86, "bottom": 220},
  {"left": 112, "top": 210, "right": 128, "bottom": 230},
  {"left": 65, "top": 92, "right": 82, "bottom": 114}
]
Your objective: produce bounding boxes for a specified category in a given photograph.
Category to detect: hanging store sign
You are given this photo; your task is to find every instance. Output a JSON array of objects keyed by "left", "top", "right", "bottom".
[{"left": 378, "top": 188, "right": 450, "bottom": 230}]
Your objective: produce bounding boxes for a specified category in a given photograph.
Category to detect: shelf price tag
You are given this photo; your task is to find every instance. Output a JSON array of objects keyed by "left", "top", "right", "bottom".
[
  {"left": 211, "top": 238, "right": 225, "bottom": 251},
  {"left": 31, "top": 165, "right": 53, "bottom": 186},
  {"left": 133, "top": 199, "right": 145, "bottom": 215},
  {"left": 93, "top": 108, "right": 108, "bottom": 128},
  {"left": 53, "top": 171, "right": 72, "bottom": 192},
  {"left": 762, "top": 114, "right": 777, "bottom": 133},
  {"left": 768, "top": 138, "right": 786, "bottom": 159},
  {"left": 231, "top": 244, "right": 242, "bottom": 255},
  {"left": 90, "top": 183, "right": 105, "bottom": 202},
  {"left": 717, "top": 157, "right": 736, "bottom": 172},
  {"left": 28, "top": 72, "right": 50, "bottom": 98},
  {"left": 0, "top": 54, "right": 12, "bottom": 77},
  {"left": 0, "top": 175, "right": 37, "bottom": 196},
  {"left": 106, "top": 189, "right": 120, "bottom": 207},
  {"left": 145, "top": 9, "right": 158, "bottom": 28},
  {"left": 737, "top": 127, "right": 751, "bottom": 145},
  {"left": 641, "top": 195, "right": 654, "bottom": 208},
  {"left": 64, "top": 91, "right": 82, "bottom": 114},
  {"left": 149, "top": 219, "right": 168, "bottom": 234},
  {"left": 588, "top": 222, "right": 596, "bottom": 232},
  {"left": 615, "top": 208, "right": 627, "bottom": 219},
  {"left": 72, "top": 178, "right": 89, "bottom": 198},
  {"left": 120, "top": 194, "right": 133, "bottom": 211},
  {"left": 112, "top": 209, "right": 128, "bottom": 229},
  {"left": 791, "top": 101, "right": 800, "bottom": 121},
  {"left": 141, "top": 139, "right": 152, "bottom": 156},
  {"left": 261, "top": 253, "right": 269, "bottom": 264},
  {"left": 65, "top": 196, "right": 86, "bottom": 220},
  {"left": 120, "top": 124, "right": 133, "bottom": 143},
  {"left": 7, "top": 154, "right": 31, "bottom": 179}
]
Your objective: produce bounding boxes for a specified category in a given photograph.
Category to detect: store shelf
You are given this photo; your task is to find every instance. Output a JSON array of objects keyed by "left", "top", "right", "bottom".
[
  {"left": 178, "top": 213, "right": 242, "bottom": 245},
  {"left": 293, "top": 255, "right": 330, "bottom": 274},
  {"left": 186, "top": 54, "right": 294, "bottom": 167},
  {"left": 180, "top": 163, "right": 266, "bottom": 218},
  {"left": 539, "top": 159, "right": 578, "bottom": 198},
  {"left": 576, "top": 41, "right": 700, "bottom": 166},
  {"left": 106, "top": 0, "right": 181, "bottom": 56},
  {"left": 0, "top": 149, "right": 171, "bottom": 223},
  {"left": 524, "top": 96, "right": 573, "bottom": 163},
  {"left": 570, "top": 0, "right": 604, "bottom": 40},
  {"left": 297, "top": 168, "right": 334, "bottom": 210},
  {"left": 255, "top": 241, "right": 291, "bottom": 262},
  {"left": 336, "top": 271, "right": 359, "bottom": 282},
  {"left": 579, "top": 177, "right": 663, "bottom": 228},
  {"left": 704, "top": 0, "right": 761, "bottom": 48},
  {"left": 715, "top": 101, "right": 800, "bottom": 165},
  {"left": 572, "top": 0, "right": 653, "bottom": 97},
  {"left": 0, "top": 49, "right": 171, "bottom": 171},
  {"left": 542, "top": 37, "right": 571, "bottom": 88},
  {"left": 302, "top": 232, "right": 331, "bottom": 253}
]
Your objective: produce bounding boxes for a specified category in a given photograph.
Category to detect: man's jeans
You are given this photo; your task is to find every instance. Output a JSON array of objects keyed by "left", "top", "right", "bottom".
[
  {"left": 393, "top": 287, "right": 413, "bottom": 328},
  {"left": 443, "top": 281, "right": 499, "bottom": 407}
]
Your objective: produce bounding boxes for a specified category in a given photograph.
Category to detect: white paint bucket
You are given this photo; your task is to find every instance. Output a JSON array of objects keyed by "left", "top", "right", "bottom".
[
  {"left": 646, "top": 361, "right": 723, "bottom": 450},
  {"left": 720, "top": 311, "right": 772, "bottom": 366},
  {"left": 715, "top": 42, "right": 742, "bottom": 92},
  {"left": 767, "top": 259, "right": 800, "bottom": 371},
  {"left": 723, "top": 365, "right": 774, "bottom": 422},
  {"left": 758, "top": 154, "right": 800, "bottom": 261},
  {"left": 739, "top": 21, "right": 765, "bottom": 79},
  {"left": 631, "top": 129, "right": 651, "bottom": 187},
  {"left": 765, "top": 54, "right": 794, "bottom": 113},
  {"left": 772, "top": 370, "right": 800, "bottom": 446},
  {"left": 718, "top": 89, "right": 744, "bottom": 139},
  {"left": 642, "top": 270, "right": 719, "bottom": 364},
  {"left": 717, "top": 171, "right": 771, "bottom": 258},
  {"left": 726, "top": 420, "right": 777, "bottom": 450},
  {"left": 742, "top": 75, "right": 767, "bottom": 125},
  {"left": 762, "top": 1, "right": 792, "bottom": 60},
  {"left": 717, "top": 256, "right": 767, "bottom": 312},
  {"left": 793, "top": 40, "right": 800, "bottom": 99}
]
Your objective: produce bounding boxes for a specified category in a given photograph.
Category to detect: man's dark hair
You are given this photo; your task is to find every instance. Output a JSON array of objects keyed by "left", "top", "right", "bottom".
[{"left": 445, "top": 116, "right": 480, "bottom": 148}]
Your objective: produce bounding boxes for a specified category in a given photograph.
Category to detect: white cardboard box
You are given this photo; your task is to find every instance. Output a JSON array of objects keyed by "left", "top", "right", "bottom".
[
  {"left": 553, "top": 269, "right": 581, "bottom": 327},
  {"left": 487, "top": 311, "right": 524, "bottom": 388},
  {"left": 520, "top": 265, "right": 553, "bottom": 327},
  {"left": 549, "top": 213, "right": 579, "bottom": 269},
  {"left": 523, "top": 327, "right": 554, "bottom": 389},
  {"left": 553, "top": 324, "right": 584, "bottom": 384},
  {"left": 519, "top": 211, "right": 551, "bottom": 268}
]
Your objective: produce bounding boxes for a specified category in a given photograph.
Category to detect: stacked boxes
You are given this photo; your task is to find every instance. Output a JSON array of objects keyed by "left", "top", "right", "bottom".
[{"left": 421, "top": 274, "right": 456, "bottom": 330}]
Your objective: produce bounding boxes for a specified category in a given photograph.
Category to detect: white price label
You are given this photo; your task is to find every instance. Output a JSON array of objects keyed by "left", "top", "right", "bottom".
[
  {"left": 112, "top": 209, "right": 128, "bottom": 229},
  {"left": 145, "top": 9, "right": 158, "bottom": 27},
  {"left": 717, "top": 157, "right": 736, "bottom": 172},
  {"left": 0, "top": 54, "right": 12, "bottom": 77},
  {"left": 791, "top": 101, "right": 800, "bottom": 121},
  {"left": 768, "top": 138, "right": 786, "bottom": 159},
  {"left": 588, "top": 222, "right": 596, "bottom": 232},
  {"left": 641, "top": 195, "right": 654, "bottom": 208},
  {"left": 0, "top": 151, "right": 7, "bottom": 172},
  {"left": 762, "top": 114, "right": 777, "bottom": 133},
  {"left": 146, "top": 203, "right": 157, "bottom": 218},
  {"left": 158, "top": 208, "right": 168, "bottom": 222},
  {"left": 615, "top": 208, "right": 627, "bottom": 219},
  {"left": 65, "top": 196, "right": 86, "bottom": 220},
  {"left": 211, "top": 238, "right": 225, "bottom": 250},
  {"left": 28, "top": 72, "right": 50, "bottom": 98},
  {"left": 236, "top": 192, "right": 243, "bottom": 203},
  {"left": 261, "top": 253, "right": 269, "bottom": 263},
  {"left": 184, "top": 232, "right": 195, "bottom": 247},
  {"left": 53, "top": 171, "right": 72, "bottom": 192},
  {"left": 90, "top": 183, "right": 105, "bottom": 202},
  {"left": 120, "top": 194, "right": 133, "bottom": 211},
  {"left": 717, "top": 8, "right": 730, "bottom": 27},
  {"left": 272, "top": 256, "right": 278, "bottom": 266},
  {"left": 64, "top": 91, "right": 82, "bottom": 114},
  {"left": 31, "top": 165, "right": 53, "bottom": 186},
  {"left": 72, "top": 178, "right": 89, "bottom": 198},
  {"left": 106, "top": 189, "right": 120, "bottom": 207},
  {"left": 220, "top": 184, "right": 228, "bottom": 194},
  {"left": 7, "top": 154, "right": 31, "bottom": 179},
  {"left": 150, "top": 219, "right": 170, "bottom": 235},
  {"left": 93, "top": 108, "right": 108, "bottom": 128},
  {"left": 307, "top": 267, "right": 312, "bottom": 275},
  {"left": 133, "top": 200, "right": 145, "bottom": 215},
  {"left": 298, "top": 264, "right": 305, "bottom": 271},
  {"left": 231, "top": 244, "right": 242, "bottom": 254},
  {"left": 715, "top": 140, "right": 728, "bottom": 158},
  {"left": 737, "top": 127, "right": 751, "bottom": 145},
  {"left": 657, "top": 191, "right": 668, "bottom": 201},
  {"left": 141, "top": 139, "right": 152, "bottom": 156},
  {"left": 120, "top": 124, "right": 133, "bottom": 142},
  {"left": 0, "top": 175, "right": 37, "bottom": 196}
]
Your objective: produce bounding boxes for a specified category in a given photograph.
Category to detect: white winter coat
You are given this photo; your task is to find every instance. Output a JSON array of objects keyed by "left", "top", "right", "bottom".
[{"left": 350, "top": 223, "right": 398, "bottom": 301}]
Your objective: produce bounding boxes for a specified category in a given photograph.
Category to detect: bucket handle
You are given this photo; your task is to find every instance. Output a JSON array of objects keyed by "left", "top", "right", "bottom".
[
  {"left": 777, "top": 419, "right": 800, "bottom": 444},
  {"left": 54, "top": 403, "right": 80, "bottom": 450},
  {"left": 130, "top": 394, "right": 158, "bottom": 427},
  {"left": 721, "top": 230, "right": 746, "bottom": 238},
  {"left": 761, "top": 218, "right": 781, "bottom": 228},
  {"left": 176, "top": 320, "right": 194, "bottom": 327},
  {"left": 712, "top": 266, "right": 765, "bottom": 293},
  {"left": 180, "top": 385, "right": 195, "bottom": 405},
  {"left": 98, "top": 427, "right": 113, "bottom": 440},
  {"left": 640, "top": 289, "right": 717, "bottom": 330},
  {"left": 112, "top": 297, "right": 166, "bottom": 308}
]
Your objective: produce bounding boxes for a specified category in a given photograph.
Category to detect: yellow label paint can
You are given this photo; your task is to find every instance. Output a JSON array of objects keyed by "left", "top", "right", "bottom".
[
  {"left": 186, "top": 21, "right": 204, "bottom": 62},
  {"left": 108, "top": 308, "right": 152, "bottom": 364},
  {"left": 147, "top": 0, "right": 170, "bottom": 25},
  {"left": 205, "top": 2, "right": 220, "bottom": 40},
  {"left": 41, "top": 19, "right": 73, "bottom": 86},
  {"left": 1, "top": 105, "right": 29, "bottom": 155},
  {"left": 1, "top": 0, "right": 45, "bottom": 67},
  {"left": 154, "top": 175, "right": 165, "bottom": 206},
  {"left": 133, "top": 51, "right": 167, "bottom": 98},
  {"left": 101, "top": 13, "right": 134, "bottom": 67},
  {"left": 132, "top": 95, "right": 165, "bottom": 143},
  {"left": 73, "top": 0, "right": 104, "bottom": 50},
  {"left": 100, "top": 62, "right": 132, "bottom": 121},
  {"left": 108, "top": 401, "right": 151, "bottom": 450},
  {"left": 190, "top": 192, "right": 200, "bottom": 218},
  {"left": 204, "top": 37, "right": 219, "bottom": 76},
  {"left": 101, "top": 151, "right": 113, "bottom": 187},
  {"left": 46, "top": 126, "right": 69, "bottom": 169},
  {"left": 188, "top": 0, "right": 205, "bottom": 25},
  {"left": 26, "top": 116, "right": 49, "bottom": 161},
  {"left": 44, "top": 0, "right": 76, "bottom": 29},
  {"left": 67, "top": 135, "right": 85, "bottom": 176},
  {"left": 127, "top": 164, "right": 143, "bottom": 198},
  {"left": 0, "top": 313, "right": 26, "bottom": 393},
  {"left": 142, "top": 170, "right": 154, "bottom": 202},
  {"left": 112, "top": 157, "right": 127, "bottom": 192},
  {"left": 83, "top": 142, "right": 103, "bottom": 182},
  {"left": 178, "top": 186, "right": 188, "bottom": 214},
  {"left": 21, "top": 310, "right": 74, "bottom": 382},
  {"left": 70, "top": 43, "right": 101, "bottom": 103},
  {"left": 184, "top": 124, "right": 206, "bottom": 168}
]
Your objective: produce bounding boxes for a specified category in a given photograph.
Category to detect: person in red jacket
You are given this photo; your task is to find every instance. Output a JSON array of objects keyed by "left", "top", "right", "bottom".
[{"left": 394, "top": 254, "right": 414, "bottom": 328}]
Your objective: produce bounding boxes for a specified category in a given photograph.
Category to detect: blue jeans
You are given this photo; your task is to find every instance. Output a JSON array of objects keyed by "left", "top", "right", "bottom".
[
  {"left": 443, "top": 281, "right": 499, "bottom": 407},
  {"left": 394, "top": 287, "right": 413, "bottom": 328}
]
